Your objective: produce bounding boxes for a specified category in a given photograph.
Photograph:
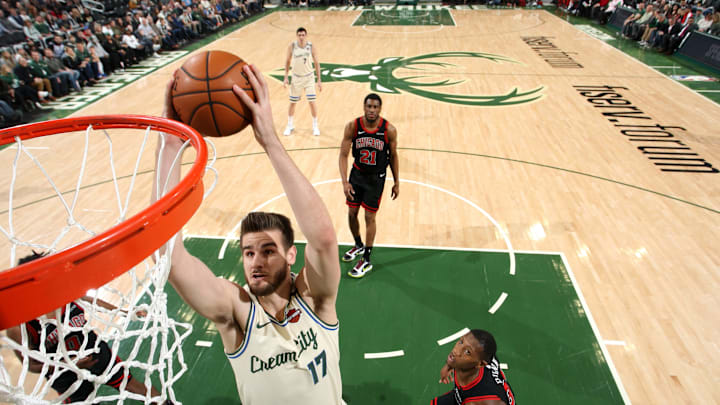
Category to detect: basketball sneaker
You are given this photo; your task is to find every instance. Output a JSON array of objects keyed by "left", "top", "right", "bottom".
[
  {"left": 348, "top": 259, "right": 373, "bottom": 278},
  {"left": 342, "top": 245, "right": 365, "bottom": 262},
  {"left": 283, "top": 125, "right": 294, "bottom": 136},
  {"left": 312, "top": 126, "right": 320, "bottom": 136}
]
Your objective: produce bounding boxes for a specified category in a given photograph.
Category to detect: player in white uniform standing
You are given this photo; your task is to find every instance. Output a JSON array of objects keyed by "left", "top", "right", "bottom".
[
  {"left": 283, "top": 27, "right": 322, "bottom": 137},
  {"left": 154, "top": 65, "right": 343, "bottom": 403}
]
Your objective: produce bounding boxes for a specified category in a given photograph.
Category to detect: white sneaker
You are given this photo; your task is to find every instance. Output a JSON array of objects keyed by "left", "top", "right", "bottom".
[
  {"left": 348, "top": 259, "right": 373, "bottom": 278},
  {"left": 342, "top": 245, "right": 365, "bottom": 262},
  {"left": 283, "top": 125, "right": 294, "bottom": 136},
  {"left": 312, "top": 127, "right": 320, "bottom": 136}
]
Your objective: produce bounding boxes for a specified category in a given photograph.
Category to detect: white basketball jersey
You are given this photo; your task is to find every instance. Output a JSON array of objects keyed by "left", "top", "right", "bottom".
[
  {"left": 290, "top": 41, "right": 314, "bottom": 77},
  {"left": 225, "top": 281, "right": 343, "bottom": 404}
]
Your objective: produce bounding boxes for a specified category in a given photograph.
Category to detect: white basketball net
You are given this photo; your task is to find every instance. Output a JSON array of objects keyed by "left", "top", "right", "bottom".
[{"left": 0, "top": 123, "right": 216, "bottom": 404}]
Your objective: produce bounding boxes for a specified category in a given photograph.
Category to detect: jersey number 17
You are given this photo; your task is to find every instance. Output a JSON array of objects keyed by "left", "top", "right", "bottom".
[{"left": 306, "top": 350, "right": 327, "bottom": 384}]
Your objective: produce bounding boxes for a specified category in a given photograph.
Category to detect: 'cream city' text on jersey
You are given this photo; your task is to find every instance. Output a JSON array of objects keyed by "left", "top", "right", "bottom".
[{"left": 225, "top": 281, "right": 343, "bottom": 404}]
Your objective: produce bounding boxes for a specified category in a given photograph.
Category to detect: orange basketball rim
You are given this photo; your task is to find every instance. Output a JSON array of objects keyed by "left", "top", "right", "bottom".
[{"left": 0, "top": 115, "right": 207, "bottom": 330}]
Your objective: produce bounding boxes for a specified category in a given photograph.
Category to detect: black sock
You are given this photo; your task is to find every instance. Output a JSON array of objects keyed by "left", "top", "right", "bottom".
[
  {"left": 363, "top": 247, "right": 372, "bottom": 261},
  {"left": 354, "top": 235, "right": 363, "bottom": 247}
]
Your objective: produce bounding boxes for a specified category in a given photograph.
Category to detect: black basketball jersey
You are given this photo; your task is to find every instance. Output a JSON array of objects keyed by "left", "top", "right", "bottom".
[
  {"left": 26, "top": 301, "right": 96, "bottom": 353},
  {"left": 351, "top": 117, "right": 391, "bottom": 174},
  {"left": 432, "top": 359, "right": 516, "bottom": 405}
]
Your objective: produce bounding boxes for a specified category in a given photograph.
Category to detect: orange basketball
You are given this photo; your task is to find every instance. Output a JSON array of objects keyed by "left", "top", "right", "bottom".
[{"left": 172, "top": 50, "right": 256, "bottom": 137}]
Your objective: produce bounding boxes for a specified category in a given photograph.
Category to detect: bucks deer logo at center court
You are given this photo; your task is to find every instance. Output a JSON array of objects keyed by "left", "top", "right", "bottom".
[{"left": 270, "top": 52, "right": 545, "bottom": 106}]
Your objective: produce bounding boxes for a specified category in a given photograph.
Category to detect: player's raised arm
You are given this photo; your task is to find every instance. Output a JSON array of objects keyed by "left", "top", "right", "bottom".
[
  {"left": 233, "top": 65, "right": 340, "bottom": 301},
  {"left": 154, "top": 77, "right": 240, "bottom": 327}
]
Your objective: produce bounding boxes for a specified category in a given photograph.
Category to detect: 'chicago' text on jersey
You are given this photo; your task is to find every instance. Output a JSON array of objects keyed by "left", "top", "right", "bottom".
[{"left": 355, "top": 136, "right": 385, "bottom": 150}]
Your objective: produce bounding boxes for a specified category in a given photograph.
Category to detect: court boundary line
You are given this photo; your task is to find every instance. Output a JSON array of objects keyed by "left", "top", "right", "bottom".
[
  {"left": 560, "top": 252, "right": 631, "bottom": 404},
  {"left": 350, "top": 9, "right": 363, "bottom": 26},
  {"left": 448, "top": 8, "right": 457, "bottom": 26},
  {"left": 543, "top": 9, "right": 720, "bottom": 108}
]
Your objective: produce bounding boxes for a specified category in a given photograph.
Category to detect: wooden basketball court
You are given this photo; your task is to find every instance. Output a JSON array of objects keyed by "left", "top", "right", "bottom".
[{"left": 1, "top": 8, "right": 718, "bottom": 404}]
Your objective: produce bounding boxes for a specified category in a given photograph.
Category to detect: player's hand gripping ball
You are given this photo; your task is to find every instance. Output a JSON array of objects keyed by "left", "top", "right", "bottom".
[{"left": 172, "top": 50, "right": 256, "bottom": 137}]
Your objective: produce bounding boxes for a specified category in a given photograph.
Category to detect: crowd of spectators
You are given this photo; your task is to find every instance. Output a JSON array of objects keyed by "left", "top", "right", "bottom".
[
  {"left": 0, "top": 0, "right": 265, "bottom": 128},
  {"left": 566, "top": 0, "right": 719, "bottom": 54}
]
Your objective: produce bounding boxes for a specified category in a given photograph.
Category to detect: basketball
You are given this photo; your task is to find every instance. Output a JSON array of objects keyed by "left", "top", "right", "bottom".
[{"left": 172, "top": 50, "right": 256, "bottom": 137}]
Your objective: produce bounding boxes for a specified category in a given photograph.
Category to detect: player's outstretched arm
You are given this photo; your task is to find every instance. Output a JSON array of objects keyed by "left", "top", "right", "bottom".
[
  {"left": 339, "top": 121, "right": 355, "bottom": 200},
  {"left": 154, "top": 76, "right": 238, "bottom": 326},
  {"left": 233, "top": 65, "right": 340, "bottom": 302}
]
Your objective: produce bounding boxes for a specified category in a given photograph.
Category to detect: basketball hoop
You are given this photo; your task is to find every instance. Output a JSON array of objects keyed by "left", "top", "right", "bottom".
[
  {"left": 0, "top": 115, "right": 212, "bottom": 404},
  {"left": 0, "top": 115, "right": 206, "bottom": 329}
]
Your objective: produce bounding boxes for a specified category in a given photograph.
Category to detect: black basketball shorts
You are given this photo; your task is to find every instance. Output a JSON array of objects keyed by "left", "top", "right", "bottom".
[{"left": 346, "top": 167, "right": 387, "bottom": 212}]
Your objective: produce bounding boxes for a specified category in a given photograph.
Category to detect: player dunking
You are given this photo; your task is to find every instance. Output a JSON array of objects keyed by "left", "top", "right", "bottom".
[
  {"left": 432, "top": 330, "right": 516, "bottom": 405},
  {"left": 283, "top": 27, "right": 322, "bottom": 137},
  {"left": 154, "top": 65, "right": 343, "bottom": 403},
  {"left": 338, "top": 93, "right": 399, "bottom": 278}
]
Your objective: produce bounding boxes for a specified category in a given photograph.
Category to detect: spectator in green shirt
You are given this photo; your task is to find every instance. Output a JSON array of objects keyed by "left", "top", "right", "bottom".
[
  {"left": 43, "top": 48, "right": 81, "bottom": 92},
  {"left": 63, "top": 46, "right": 96, "bottom": 86},
  {"left": 75, "top": 42, "right": 101, "bottom": 80},
  {"left": 33, "top": 15, "right": 51, "bottom": 35},
  {"left": 30, "top": 49, "right": 69, "bottom": 96},
  {"left": 0, "top": 64, "right": 42, "bottom": 111},
  {"left": 14, "top": 56, "right": 55, "bottom": 101}
]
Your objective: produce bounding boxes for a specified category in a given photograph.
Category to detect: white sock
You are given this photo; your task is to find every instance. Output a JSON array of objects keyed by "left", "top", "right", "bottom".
[
  {"left": 287, "top": 116, "right": 294, "bottom": 127},
  {"left": 312, "top": 117, "right": 318, "bottom": 128}
]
